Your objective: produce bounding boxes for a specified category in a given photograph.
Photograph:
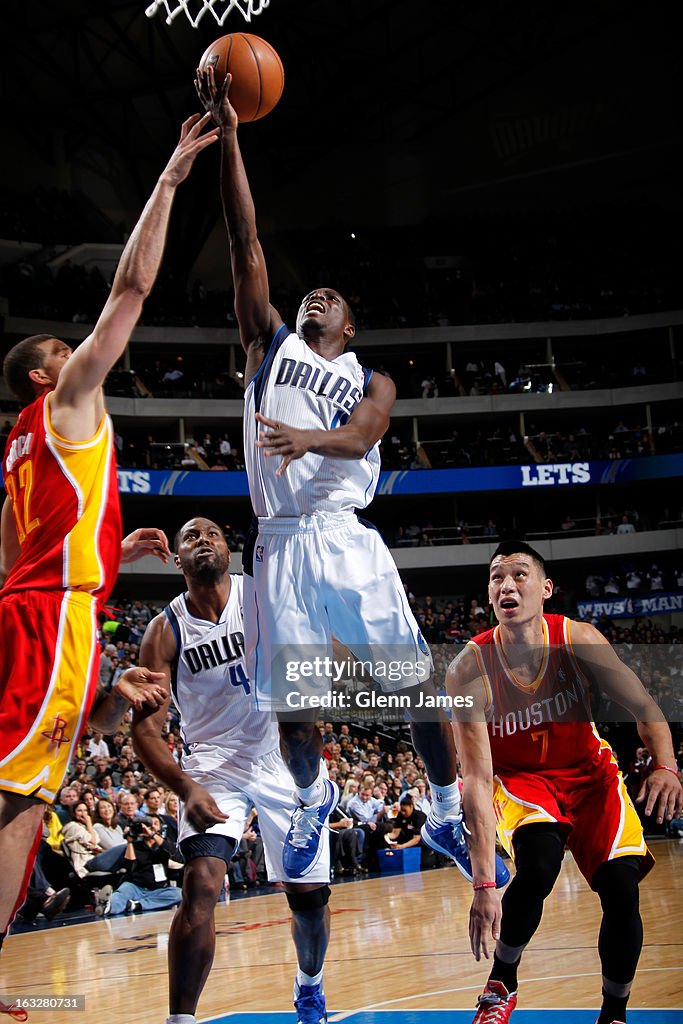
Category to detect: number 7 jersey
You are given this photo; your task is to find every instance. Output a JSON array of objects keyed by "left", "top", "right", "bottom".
[
  {"left": 2, "top": 392, "right": 121, "bottom": 604},
  {"left": 468, "top": 613, "right": 606, "bottom": 773}
]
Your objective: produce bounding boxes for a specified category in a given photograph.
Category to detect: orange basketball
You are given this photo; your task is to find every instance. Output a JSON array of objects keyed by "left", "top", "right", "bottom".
[{"left": 198, "top": 33, "right": 284, "bottom": 123}]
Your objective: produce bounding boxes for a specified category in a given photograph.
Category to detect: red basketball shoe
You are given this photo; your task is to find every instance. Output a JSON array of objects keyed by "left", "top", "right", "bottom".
[
  {"left": 472, "top": 980, "right": 518, "bottom": 1022},
  {"left": 0, "top": 1001, "right": 29, "bottom": 1022}
]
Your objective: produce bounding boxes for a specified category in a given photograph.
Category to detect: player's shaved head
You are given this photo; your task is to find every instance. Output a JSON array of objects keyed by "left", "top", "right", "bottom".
[
  {"left": 174, "top": 517, "right": 230, "bottom": 583},
  {"left": 295, "top": 287, "right": 356, "bottom": 348},
  {"left": 173, "top": 517, "right": 224, "bottom": 553}
]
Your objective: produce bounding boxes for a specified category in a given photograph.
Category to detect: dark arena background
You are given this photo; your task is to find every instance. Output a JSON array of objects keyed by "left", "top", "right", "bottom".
[{"left": 0, "top": 2, "right": 681, "bottom": 1022}]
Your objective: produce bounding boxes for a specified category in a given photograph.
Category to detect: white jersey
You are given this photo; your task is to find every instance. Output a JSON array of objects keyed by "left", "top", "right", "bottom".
[
  {"left": 165, "top": 575, "right": 278, "bottom": 762},
  {"left": 244, "top": 328, "right": 381, "bottom": 516}
]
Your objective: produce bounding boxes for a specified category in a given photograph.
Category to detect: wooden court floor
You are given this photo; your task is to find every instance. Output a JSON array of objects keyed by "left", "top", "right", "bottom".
[{"left": 1, "top": 839, "right": 681, "bottom": 1023}]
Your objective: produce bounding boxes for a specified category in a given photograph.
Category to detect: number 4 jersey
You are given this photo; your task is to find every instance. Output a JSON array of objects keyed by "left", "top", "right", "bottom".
[
  {"left": 164, "top": 577, "right": 278, "bottom": 763},
  {"left": 2, "top": 392, "right": 121, "bottom": 603}
]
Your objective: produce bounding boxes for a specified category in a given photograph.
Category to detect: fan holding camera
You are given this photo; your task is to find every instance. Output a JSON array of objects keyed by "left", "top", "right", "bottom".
[{"left": 102, "top": 814, "right": 182, "bottom": 916}]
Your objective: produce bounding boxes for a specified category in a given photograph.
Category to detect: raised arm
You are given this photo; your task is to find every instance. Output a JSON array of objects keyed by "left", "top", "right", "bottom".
[
  {"left": 51, "top": 114, "right": 219, "bottom": 441},
  {"left": 570, "top": 619, "right": 682, "bottom": 823},
  {"left": 255, "top": 370, "right": 396, "bottom": 476},
  {"left": 196, "top": 68, "right": 282, "bottom": 380},
  {"left": 132, "top": 613, "right": 229, "bottom": 831},
  {"left": 446, "top": 645, "right": 501, "bottom": 961}
]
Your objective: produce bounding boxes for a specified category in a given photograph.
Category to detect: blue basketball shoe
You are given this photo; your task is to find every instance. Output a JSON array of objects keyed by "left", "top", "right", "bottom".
[
  {"left": 421, "top": 810, "right": 510, "bottom": 887},
  {"left": 283, "top": 779, "right": 340, "bottom": 879},
  {"left": 293, "top": 980, "right": 327, "bottom": 1024}
]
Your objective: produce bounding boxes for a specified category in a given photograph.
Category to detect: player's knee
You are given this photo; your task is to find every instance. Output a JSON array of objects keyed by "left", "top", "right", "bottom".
[
  {"left": 512, "top": 824, "right": 564, "bottom": 896},
  {"left": 285, "top": 884, "right": 331, "bottom": 913},
  {"left": 593, "top": 857, "right": 641, "bottom": 916},
  {"left": 179, "top": 835, "right": 236, "bottom": 911},
  {"left": 182, "top": 858, "right": 227, "bottom": 911},
  {"left": 278, "top": 719, "right": 319, "bottom": 749}
]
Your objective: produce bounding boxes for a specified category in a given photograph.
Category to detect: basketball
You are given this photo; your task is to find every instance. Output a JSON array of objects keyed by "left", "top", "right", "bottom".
[{"left": 198, "top": 33, "right": 284, "bottom": 123}]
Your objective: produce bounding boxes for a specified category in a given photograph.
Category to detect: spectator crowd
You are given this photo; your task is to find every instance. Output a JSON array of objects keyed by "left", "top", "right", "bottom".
[
  {"left": 17, "top": 586, "right": 681, "bottom": 926},
  {"left": 3, "top": 195, "right": 683, "bottom": 331}
]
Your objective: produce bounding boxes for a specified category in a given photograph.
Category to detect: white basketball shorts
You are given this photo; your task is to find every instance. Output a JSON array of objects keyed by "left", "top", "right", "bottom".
[
  {"left": 178, "top": 747, "right": 331, "bottom": 884},
  {"left": 243, "top": 511, "right": 432, "bottom": 711}
]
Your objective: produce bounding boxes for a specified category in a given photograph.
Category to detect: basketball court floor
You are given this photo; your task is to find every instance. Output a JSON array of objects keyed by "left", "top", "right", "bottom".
[{"left": 1, "top": 840, "right": 681, "bottom": 1023}]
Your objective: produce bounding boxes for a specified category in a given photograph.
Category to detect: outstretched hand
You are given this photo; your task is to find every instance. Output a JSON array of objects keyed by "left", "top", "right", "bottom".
[
  {"left": 113, "top": 668, "right": 168, "bottom": 711},
  {"left": 255, "top": 412, "right": 312, "bottom": 476},
  {"left": 120, "top": 528, "right": 172, "bottom": 564},
  {"left": 637, "top": 768, "right": 683, "bottom": 824},
  {"left": 160, "top": 112, "right": 220, "bottom": 187},
  {"left": 469, "top": 889, "right": 502, "bottom": 961},
  {"left": 195, "top": 65, "right": 238, "bottom": 131}
]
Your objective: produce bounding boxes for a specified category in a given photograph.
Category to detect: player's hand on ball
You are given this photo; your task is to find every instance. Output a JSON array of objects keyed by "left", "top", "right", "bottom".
[
  {"left": 114, "top": 668, "right": 168, "bottom": 710},
  {"left": 195, "top": 65, "right": 238, "bottom": 131},
  {"left": 469, "top": 889, "right": 502, "bottom": 962},
  {"left": 160, "top": 113, "right": 220, "bottom": 188},
  {"left": 255, "top": 413, "right": 312, "bottom": 476},
  {"left": 120, "top": 528, "right": 172, "bottom": 564},
  {"left": 183, "top": 782, "right": 230, "bottom": 831}
]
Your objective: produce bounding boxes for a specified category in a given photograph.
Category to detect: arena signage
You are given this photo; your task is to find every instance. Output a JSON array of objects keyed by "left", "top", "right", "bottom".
[
  {"left": 117, "top": 469, "right": 153, "bottom": 494},
  {"left": 109, "top": 453, "right": 683, "bottom": 498},
  {"left": 376, "top": 454, "right": 683, "bottom": 495},
  {"left": 115, "top": 468, "right": 250, "bottom": 497},
  {"left": 520, "top": 463, "right": 590, "bottom": 486},
  {"left": 576, "top": 592, "right": 683, "bottom": 619}
]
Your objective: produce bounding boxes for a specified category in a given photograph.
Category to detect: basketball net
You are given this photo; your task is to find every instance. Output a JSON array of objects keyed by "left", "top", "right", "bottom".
[{"left": 145, "top": 0, "right": 270, "bottom": 28}]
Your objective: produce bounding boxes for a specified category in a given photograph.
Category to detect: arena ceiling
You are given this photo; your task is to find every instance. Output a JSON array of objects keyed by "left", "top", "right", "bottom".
[{"left": 2, "top": 0, "right": 681, "bottom": 266}]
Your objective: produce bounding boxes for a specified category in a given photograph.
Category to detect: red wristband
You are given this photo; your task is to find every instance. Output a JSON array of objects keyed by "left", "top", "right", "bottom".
[
  {"left": 653, "top": 764, "right": 679, "bottom": 777},
  {"left": 472, "top": 881, "right": 497, "bottom": 891}
]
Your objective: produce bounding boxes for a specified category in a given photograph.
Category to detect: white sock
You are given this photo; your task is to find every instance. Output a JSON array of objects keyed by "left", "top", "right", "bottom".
[
  {"left": 295, "top": 770, "right": 326, "bottom": 806},
  {"left": 297, "top": 968, "right": 324, "bottom": 989},
  {"left": 166, "top": 1015, "right": 196, "bottom": 1024},
  {"left": 429, "top": 780, "right": 462, "bottom": 820}
]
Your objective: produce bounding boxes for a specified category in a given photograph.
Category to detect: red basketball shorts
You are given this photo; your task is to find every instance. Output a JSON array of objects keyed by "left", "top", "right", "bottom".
[
  {"left": 0, "top": 589, "right": 100, "bottom": 803},
  {"left": 492, "top": 746, "right": 654, "bottom": 887}
]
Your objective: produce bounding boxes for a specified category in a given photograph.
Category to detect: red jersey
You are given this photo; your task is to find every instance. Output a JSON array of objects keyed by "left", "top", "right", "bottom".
[
  {"left": 468, "top": 613, "right": 607, "bottom": 773},
  {"left": 1, "top": 392, "right": 121, "bottom": 605}
]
